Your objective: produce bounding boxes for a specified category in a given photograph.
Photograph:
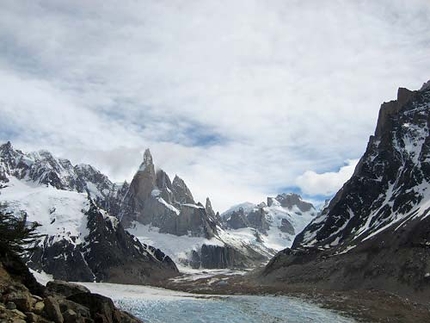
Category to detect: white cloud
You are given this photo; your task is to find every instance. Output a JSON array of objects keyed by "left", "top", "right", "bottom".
[
  {"left": 0, "top": 0, "right": 430, "bottom": 211},
  {"left": 295, "top": 160, "right": 359, "bottom": 196}
]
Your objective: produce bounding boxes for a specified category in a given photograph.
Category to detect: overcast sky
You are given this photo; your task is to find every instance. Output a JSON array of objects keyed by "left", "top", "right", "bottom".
[{"left": 1, "top": 0, "right": 430, "bottom": 212}]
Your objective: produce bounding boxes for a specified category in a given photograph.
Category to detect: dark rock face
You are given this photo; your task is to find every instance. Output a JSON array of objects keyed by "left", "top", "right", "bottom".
[
  {"left": 28, "top": 237, "right": 96, "bottom": 282},
  {"left": 226, "top": 208, "right": 249, "bottom": 229},
  {"left": 279, "top": 219, "right": 295, "bottom": 235},
  {"left": 225, "top": 206, "right": 271, "bottom": 233},
  {"left": 261, "top": 82, "right": 430, "bottom": 303},
  {"left": 247, "top": 208, "right": 270, "bottom": 233},
  {"left": 190, "top": 243, "right": 267, "bottom": 269},
  {"left": 28, "top": 201, "right": 179, "bottom": 284}
]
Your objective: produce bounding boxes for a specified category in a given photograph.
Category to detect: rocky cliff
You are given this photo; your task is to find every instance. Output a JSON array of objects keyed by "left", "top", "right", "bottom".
[{"left": 261, "top": 82, "right": 430, "bottom": 303}]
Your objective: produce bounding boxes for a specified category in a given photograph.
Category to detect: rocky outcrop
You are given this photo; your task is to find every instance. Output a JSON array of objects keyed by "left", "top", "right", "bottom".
[
  {"left": 0, "top": 255, "right": 143, "bottom": 323},
  {"left": 261, "top": 82, "right": 430, "bottom": 303},
  {"left": 28, "top": 201, "right": 179, "bottom": 284},
  {"left": 46, "top": 280, "right": 90, "bottom": 298},
  {"left": 226, "top": 208, "right": 249, "bottom": 229},
  {"left": 190, "top": 243, "right": 267, "bottom": 269}
]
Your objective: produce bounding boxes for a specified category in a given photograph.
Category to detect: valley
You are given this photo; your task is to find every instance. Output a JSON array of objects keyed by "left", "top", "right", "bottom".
[{"left": 1, "top": 81, "right": 430, "bottom": 322}]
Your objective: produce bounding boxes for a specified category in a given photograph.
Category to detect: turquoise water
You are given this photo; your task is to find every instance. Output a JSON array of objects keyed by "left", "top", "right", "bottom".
[{"left": 116, "top": 295, "right": 355, "bottom": 323}]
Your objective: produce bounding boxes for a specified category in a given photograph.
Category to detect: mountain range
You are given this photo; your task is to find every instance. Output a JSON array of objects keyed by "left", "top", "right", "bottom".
[{"left": 0, "top": 140, "right": 318, "bottom": 282}]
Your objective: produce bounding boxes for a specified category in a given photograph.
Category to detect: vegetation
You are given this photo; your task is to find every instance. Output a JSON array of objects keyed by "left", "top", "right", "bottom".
[{"left": 0, "top": 210, "right": 42, "bottom": 258}]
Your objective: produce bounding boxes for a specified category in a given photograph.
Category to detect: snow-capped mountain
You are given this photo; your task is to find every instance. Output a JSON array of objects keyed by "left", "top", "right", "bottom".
[
  {"left": 294, "top": 85, "right": 430, "bottom": 250},
  {"left": 261, "top": 81, "right": 430, "bottom": 302},
  {"left": 0, "top": 141, "right": 113, "bottom": 199},
  {"left": 116, "top": 149, "right": 279, "bottom": 269},
  {"left": 0, "top": 141, "right": 319, "bottom": 273},
  {"left": 118, "top": 149, "right": 219, "bottom": 239},
  {"left": 222, "top": 193, "right": 317, "bottom": 250},
  {"left": 0, "top": 142, "right": 178, "bottom": 283}
]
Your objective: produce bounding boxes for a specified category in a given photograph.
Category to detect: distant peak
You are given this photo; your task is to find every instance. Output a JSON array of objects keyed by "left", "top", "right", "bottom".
[
  {"left": 139, "top": 148, "right": 154, "bottom": 171},
  {"left": 143, "top": 148, "right": 153, "bottom": 165},
  {"left": 1, "top": 141, "right": 13, "bottom": 150},
  {"left": 173, "top": 175, "right": 183, "bottom": 184},
  {"left": 205, "top": 197, "right": 212, "bottom": 208},
  {"left": 420, "top": 80, "right": 430, "bottom": 91},
  {"left": 0, "top": 141, "right": 15, "bottom": 156}
]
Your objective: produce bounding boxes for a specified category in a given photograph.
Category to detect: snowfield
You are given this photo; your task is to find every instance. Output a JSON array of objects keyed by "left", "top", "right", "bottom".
[{"left": 0, "top": 177, "right": 90, "bottom": 245}]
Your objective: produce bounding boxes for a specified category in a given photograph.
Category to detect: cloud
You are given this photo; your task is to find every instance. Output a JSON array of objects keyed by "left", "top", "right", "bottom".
[
  {"left": 295, "top": 160, "right": 359, "bottom": 196},
  {"left": 0, "top": 0, "right": 430, "bottom": 211}
]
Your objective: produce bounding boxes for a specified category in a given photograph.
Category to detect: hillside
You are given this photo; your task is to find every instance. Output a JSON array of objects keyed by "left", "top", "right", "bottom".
[{"left": 260, "top": 82, "right": 430, "bottom": 303}]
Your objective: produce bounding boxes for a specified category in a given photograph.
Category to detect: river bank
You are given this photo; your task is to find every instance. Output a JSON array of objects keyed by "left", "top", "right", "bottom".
[
  {"left": 161, "top": 269, "right": 430, "bottom": 323},
  {"left": 32, "top": 267, "right": 430, "bottom": 322}
]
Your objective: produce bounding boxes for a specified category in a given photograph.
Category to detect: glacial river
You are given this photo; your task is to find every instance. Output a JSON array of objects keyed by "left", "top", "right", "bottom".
[{"left": 81, "top": 282, "right": 355, "bottom": 323}]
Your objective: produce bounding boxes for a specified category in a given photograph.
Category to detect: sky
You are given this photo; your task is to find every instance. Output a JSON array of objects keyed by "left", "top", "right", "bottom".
[{"left": 1, "top": 0, "right": 430, "bottom": 212}]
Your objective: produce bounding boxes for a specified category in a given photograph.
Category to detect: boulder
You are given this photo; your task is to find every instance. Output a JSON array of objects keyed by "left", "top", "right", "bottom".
[
  {"left": 44, "top": 296, "right": 64, "bottom": 323},
  {"left": 6, "top": 301, "right": 16, "bottom": 310},
  {"left": 67, "top": 293, "right": 121, "bottom": 323},
  {"left": 58, "top": 299, "right": 91, "bottom": 319},
  {"left": 33, "top": 301, "right": 45, "bottom": 314},
  {"left": 5, "top": 290, "right": 32, "bottom": 312},
  {"left": 62, "top": 309, "right": 81, "bottom": 323},
  {"left": 25, "top": 311, "right": 39, "bottom": 323},
  {"left": 46, "top": 280, "right": 90, "bottom": 297}
]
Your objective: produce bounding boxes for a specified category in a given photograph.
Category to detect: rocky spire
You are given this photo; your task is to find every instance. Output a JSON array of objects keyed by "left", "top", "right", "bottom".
[
  {"left": 139, "top": 148, "right": 154, "bottom": 171},
  {"left": 120, "top": 148, "right": 156, "bottom": 225},
  {"left": 172, "top": 175, "right": 195, "bottom": 204},
  {"left": 205, "top": 197, "right": 216, "bottom": 218}
]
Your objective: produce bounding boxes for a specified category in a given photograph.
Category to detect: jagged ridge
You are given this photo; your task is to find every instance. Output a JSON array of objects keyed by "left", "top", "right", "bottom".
[{"left": 261, "top": 81, "right": 430, "bottom": 303}]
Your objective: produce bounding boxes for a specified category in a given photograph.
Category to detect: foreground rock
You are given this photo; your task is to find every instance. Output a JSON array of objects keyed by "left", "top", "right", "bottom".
[
  {"left": 261, "top": 82, "right": 430, "bottom": 303},
  {"left": 0, "top": 255, "right": 143, "bottom": 323}
]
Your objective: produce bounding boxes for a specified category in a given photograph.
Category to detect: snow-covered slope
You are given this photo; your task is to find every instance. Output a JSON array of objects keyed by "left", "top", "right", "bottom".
[
  {"left": 0, "top": 176, "right": 90, "bottom": 245},
  {"left": 222, "top": 193, "right": 317, "bottom": 251},
  {"left": 0, "top": 141, "right": 114, "bottom": 201},
  {"left": 0, "top": 143, "right": 178, "bottom": 283}
]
